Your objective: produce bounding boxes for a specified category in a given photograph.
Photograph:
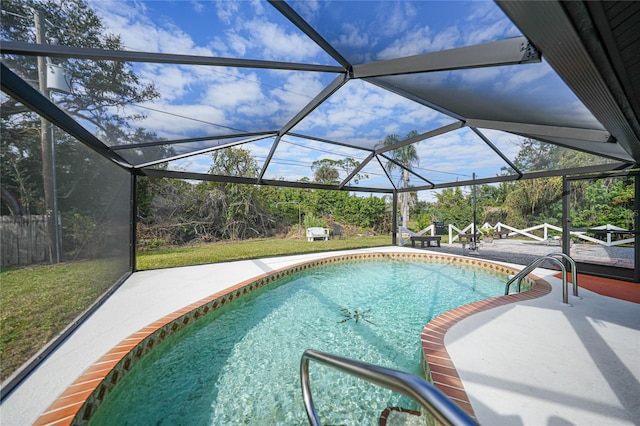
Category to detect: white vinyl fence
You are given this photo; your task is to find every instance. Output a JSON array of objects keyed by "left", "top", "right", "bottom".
[{"left": 399, "top": 222, "right": 634, "bottom": 248}]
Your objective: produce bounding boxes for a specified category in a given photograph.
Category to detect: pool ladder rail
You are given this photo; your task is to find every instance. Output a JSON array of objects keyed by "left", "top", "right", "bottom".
[
  {"left": 300, "top": 349, "right": 478, "bottom": 426},
  {"left": 505, "top": 252, "right": 579, "bottom": 305}
]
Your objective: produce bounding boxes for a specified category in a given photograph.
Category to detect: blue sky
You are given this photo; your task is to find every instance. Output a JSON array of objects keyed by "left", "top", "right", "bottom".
[{"left": 85, "top": 0, "right": 604, "bottom": 195}]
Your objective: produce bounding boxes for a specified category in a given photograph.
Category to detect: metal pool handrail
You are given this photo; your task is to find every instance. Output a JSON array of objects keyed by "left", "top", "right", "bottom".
[
  {"left": 547, "top": 252, "right": 579, "bottom": 297},
  {"left": 505, "top": 256, "right": 569, "bottom": 304},
  {"left": 300, "top": 349, "right": 478, "bottom": 426}
]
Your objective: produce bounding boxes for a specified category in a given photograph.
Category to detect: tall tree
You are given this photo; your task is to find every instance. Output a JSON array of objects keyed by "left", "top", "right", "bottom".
[
  {"left": 311, "top": 161, "right": 339, "bottom": 184},
  {"left": 1, "top": 0, "right": 160, "bottom": 261},
  {"left": 311, "top": 157, "right": 367, "bottom": 185},
  {"left": 383, "top": 131, "right": 419, "bottom": 229}
]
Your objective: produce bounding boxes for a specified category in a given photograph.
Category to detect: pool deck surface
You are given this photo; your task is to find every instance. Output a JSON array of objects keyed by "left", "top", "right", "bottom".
[{"left": 1, "top": 246, "right": 639, "bottom": 425}]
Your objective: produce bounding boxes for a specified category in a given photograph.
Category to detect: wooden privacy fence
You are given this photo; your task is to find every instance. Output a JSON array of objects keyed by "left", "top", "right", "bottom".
[{"left": 0, "top": 215, "right": 48, "bottom": 266}]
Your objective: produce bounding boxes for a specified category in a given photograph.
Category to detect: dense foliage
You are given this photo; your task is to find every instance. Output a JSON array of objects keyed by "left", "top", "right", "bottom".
[{"left": 137, "top": 147, "right": 390, "bottom": 248}]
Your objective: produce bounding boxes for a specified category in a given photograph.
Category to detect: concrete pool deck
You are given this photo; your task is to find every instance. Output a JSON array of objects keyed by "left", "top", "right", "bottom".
[{"left": 1, "top": 246, "right": 638, "bottom": 425}]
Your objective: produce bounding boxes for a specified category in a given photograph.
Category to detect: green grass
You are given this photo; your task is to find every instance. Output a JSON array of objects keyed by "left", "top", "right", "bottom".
[
  {"left": 0, "top": 259, "right": 127, "bottom": 382},
  {"left": 136, "top": 236, "right": 391, "bottom": 270},
  {"left": 0, "top": 236, "right": 391, "bottom": 381}
]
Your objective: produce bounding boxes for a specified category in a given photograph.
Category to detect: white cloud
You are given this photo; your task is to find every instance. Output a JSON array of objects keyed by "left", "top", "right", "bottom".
[
  {"left": 215, "top": 1, "right": 240, "bottom": 26},
  {"left": 204, "top": 76, "right": 263, "bottom": 108},
  {"left": 494, "top": 64, "right": 553, "bottom": 93},
  {"left": 190, "top": 1, "right": 206, "bottom": 15},
  {"left": 336, "top": 22, "right": 370, "bottom": 49},
  {"left": 376, "top": 25, "right": 460, "bottom": 60},
  {"left": 249, "top": 19, "right": 321, "bottom": 61},
  {"left": 91, "top": 1, "right": 213, "bottom": 55},
  {"left": 132, "top": 102, "right": 228, "bottom": 139},
  {"left": 379, "top": 2, "right": 417, "bottom": 37}
]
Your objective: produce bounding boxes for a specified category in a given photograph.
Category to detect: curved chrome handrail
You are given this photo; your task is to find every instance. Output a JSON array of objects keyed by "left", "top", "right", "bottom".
[
  {"left": 300, "top": 349, "right": 478, "bottom": 426},
  {"left": 505, "top": 256, "right": 569, "bottom": 304},
  {"left": 547, "top": 252, "right": 579, "bottom": 297}
]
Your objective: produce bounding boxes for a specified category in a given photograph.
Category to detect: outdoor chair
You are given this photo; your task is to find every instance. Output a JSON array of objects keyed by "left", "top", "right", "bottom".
[{"left": 332, "top": 224, "right": 343, "bottom": 239}]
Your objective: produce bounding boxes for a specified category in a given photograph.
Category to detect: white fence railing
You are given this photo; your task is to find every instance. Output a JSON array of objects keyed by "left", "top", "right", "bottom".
[
  {"left": 400, "top": 222, "right": 634, "bottom": 248},
  {"left": 452, "top": 222, "right": 633, "bottom": 247},
  {"left": 398, "top": 224, "right": 435, "bottom": 247}
]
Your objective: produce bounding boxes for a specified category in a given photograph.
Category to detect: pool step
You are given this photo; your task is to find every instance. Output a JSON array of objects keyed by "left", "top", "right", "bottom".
[{"left": 379, "top": 406, "right": 423, "bottom": 426}]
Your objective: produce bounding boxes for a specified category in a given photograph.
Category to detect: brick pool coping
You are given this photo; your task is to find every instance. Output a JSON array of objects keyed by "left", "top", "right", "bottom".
[
  {"left": 420, "top": 273, "right": 551, "bottom": 420},
  {"left": 34, "top": 252, "right": 550, "bottom": 425}
]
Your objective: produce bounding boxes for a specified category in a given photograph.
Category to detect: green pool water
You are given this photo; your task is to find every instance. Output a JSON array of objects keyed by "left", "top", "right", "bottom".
[{"left": 90, "top": 259, "right": 509, "bottom": 425}]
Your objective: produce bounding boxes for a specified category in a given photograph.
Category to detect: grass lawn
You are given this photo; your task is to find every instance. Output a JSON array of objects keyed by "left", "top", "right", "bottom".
[
  {"left": 136, "top": 235, "right": 391, "bottom": 270},
  {"left": 0, "top": 259, "right": 127, "bottom": 382},
  {"left": 1, "top": 236, "right": 391, "bottom": 381}
]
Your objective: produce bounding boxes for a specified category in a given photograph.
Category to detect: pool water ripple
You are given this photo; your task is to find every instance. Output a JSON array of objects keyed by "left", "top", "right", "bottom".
[{"left": 89, "top": 259, "right": 518, "bottom": 425}]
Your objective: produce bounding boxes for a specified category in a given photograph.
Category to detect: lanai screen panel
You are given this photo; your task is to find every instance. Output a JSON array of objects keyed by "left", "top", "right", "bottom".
[
  {"left": 158, "top": 137, "right": 277, "bottom": 177},
  {"left": 68, "top": 61, "right": 339, "bottom": 147},
  {"left": 291, "top": 79, "right": 458, "bottom": 151},
  {"left": 287, "top": 0, "right": 522, "bottom": 64},
  {"left": 409, "top": 127, "right": 518, "bottom": 185},
  {"left": 481, "top": 130, "right": 627, "bottom": 173},
  {"left": 116, "top": 135, "right": 274, "bottom": 169},
  {"left": 90, "top": 1, "right": 339, "bottom": 65},
  {"left": 263, "top": 136, "right": 370, "bottom": 183},
  {"left": 0, "top": 110, "right": 131, "bottom": 379},
  {"left": 372, "top": 61, "right": 605, "bottom": 130}
]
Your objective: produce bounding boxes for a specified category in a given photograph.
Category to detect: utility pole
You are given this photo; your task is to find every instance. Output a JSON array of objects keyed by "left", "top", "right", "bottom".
[
  {"left": 34, "top": 9, "right": 61, "bottom": 263},
  {"left": 471, "top": 172, "right": 477, "bottom": 252}
]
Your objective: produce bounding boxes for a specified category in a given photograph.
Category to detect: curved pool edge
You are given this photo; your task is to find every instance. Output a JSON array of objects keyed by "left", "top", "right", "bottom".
[
  {"left": 420, "top": 274, "right": 551, "bottom": 420},
  {"left": 34, "top": 251, "right": 550, "bottom": 425}
]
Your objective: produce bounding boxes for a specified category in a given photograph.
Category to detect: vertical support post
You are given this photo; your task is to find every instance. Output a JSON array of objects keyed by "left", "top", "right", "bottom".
[
  {"left": 392, "top": 190, "right": 398, "bottom": 245},
  {"left": 635, "top": 173, "right": 639, "bottom": 282},
  {"left": 35, "top": 9, "right": 60, "bottom": 263},
  {"left": 472, "top": 172, "right": 477, "bottom": 250},
  {"left": 562, "top": 176, "right": 571, "bottom": 258},
  {"left": 130, "top": 173, "right": 138, "bottom": 272},
  {"left": 298, "top": 203, "right": 301, "bottom": 239}
]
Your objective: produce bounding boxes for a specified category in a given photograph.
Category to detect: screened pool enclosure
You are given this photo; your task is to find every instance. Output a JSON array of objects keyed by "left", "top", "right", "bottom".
[{"left": 1, "top": 0, "right": 639, "bottom": 398}]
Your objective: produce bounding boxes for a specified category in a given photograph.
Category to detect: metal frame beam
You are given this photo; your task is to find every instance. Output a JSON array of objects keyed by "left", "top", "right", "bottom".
[
  {"left": 407, "top": 161, "right": 631, "bottom": 193},
  {"left": 257, "top": 135, "right": 283, "bottom": 183},
  {"left": 466, "top": 118, "right": 611, "bottom": 143},
  {"left": 111, "top": 132, "right": 276, "bottom": 151},
  {"left": 496, "top": 0, "right": 640, "bottom": 162},
  {"left": 287, "top": 132, "right": 375, "bottom": 153},
  {"left": 365, "top": 78, "right": 466, "bottom": 122},
  {"left": 376, "top": 156, "right": 398, "bottom": 191},
  {"left": 0, "top": 41, "right": 344, "bottom": 73},
  {"left": 133, "top": 134, "right": 273, "bottom": 169},
  {"left": 268, "top": 0, "right": 352, "bottom": 70},
  {"left": 278, "top": 74, "right": 349, "bottom": 136},
  {"left": 469, "top": 127, "right": 523, "bottom": 177},
  {"left": 338, "top": 152, "right": 375, "bottom": 189},
  {"left": 353, "top": 36, "right": 540, "bottom": 78},
  {"left": 378, "top": 153, "right": 435, "bottom": 188},
  {"left": 0, "top": 63, "right": 132, "bottom": 168},
  {"left": 375, "top": 122, "right": 463, "bottom": 155},
  {"left": 258, "top": 74, "right": 349, "bottom": 182},
  {"left": 138, "top": 168, "right": 394, "bottom": 194},
  {"left": 510, "top": 133, "right": 634, "bottom": 163}
]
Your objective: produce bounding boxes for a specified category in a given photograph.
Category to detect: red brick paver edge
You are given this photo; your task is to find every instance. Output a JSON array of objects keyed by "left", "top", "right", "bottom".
[
  {"left": 421, "top": 274, "right": 552, "bottom": 419},
  {"left": 34, "top": 253, "right": 549, "bottom": 425}
]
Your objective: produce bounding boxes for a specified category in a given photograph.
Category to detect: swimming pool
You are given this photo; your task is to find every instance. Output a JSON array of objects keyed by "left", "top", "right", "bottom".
[{"left": 54, "top": 253, "right": 534, "bottom": 425}]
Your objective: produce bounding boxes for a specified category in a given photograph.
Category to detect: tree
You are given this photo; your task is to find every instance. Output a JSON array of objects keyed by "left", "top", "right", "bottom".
[
  {"left": 312, "top": 161, "right": 340, "bottom": 184},
  {"left": 383, "top": 131, "right": 419, "bottom": 229},
  {"left": 206, "top": 148, "right": 273, "bottom": 240},
  {"left": 311, "top": 157, "right": 368, "bottom": 185},
  {"left": 1, "top": 0, "right": 160, "bottom": 261}
]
